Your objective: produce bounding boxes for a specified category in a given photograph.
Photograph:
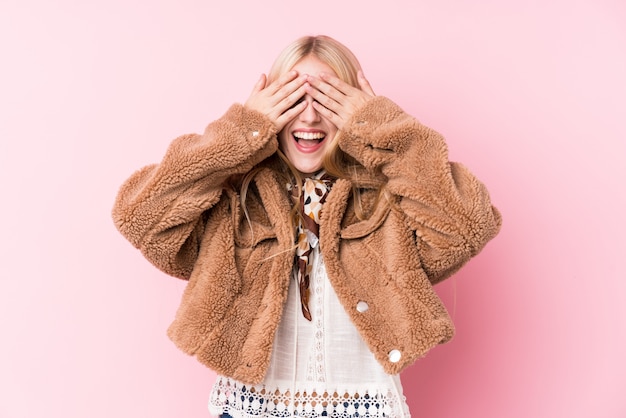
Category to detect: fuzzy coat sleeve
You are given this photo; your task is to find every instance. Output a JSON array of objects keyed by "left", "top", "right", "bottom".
[
  {"left": 339, "top": 96, "right": 502, "bottom": 284},
  {"left": 111, "top": 104, "right": 278, "bottom": 279}
]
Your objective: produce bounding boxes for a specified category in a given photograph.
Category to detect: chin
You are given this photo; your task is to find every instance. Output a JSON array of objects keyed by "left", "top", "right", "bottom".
[{"left": 295, "top": 164, "right": 324, "bottom": 176}]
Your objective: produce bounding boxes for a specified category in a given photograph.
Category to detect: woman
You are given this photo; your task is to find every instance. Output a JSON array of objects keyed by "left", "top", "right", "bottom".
[{"left": 112, "top": 35, "right": 501, "bottom": 417}]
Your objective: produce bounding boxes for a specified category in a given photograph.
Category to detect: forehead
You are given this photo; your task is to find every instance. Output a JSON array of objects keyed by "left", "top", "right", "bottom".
[{"left": 291, "top": 56, "right": 337, "bottom": 77}]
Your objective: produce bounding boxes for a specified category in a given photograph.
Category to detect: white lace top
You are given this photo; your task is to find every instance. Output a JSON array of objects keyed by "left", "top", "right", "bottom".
[{"left": 208, "top": 247, "right": 411, "bottom": 418}]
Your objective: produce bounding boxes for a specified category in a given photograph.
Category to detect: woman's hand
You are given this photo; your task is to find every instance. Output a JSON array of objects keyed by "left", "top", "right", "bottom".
[
  {"left": 244, "top": 71, "right": 308, "bottom": 132},
  {"left": 304, "top": 70, "right": 375, "bottom": 130}
]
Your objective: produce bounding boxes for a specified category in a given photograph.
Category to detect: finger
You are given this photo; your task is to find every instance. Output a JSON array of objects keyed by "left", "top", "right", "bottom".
[
  {"left": 305, "top": 82, "right": 341, "bottom": 114},
  {"left": 307, "top": 74, "right": 347, "bottom": 104},
  {"left": 357, "top": 70, "right": 376, "bottom": 96},
  {"left": 311, "top": 101, "right": 343, "bottom": 129},
  {"left": 266, "top": 74, "right": 307, "bottom": 111},
  {"left": 249, "top": 73, "right": 266, "bottom": 96},
  {"left": 317, "top": 72, "right": 355, "bottom": 97},
  {"left": 274, "top": 99, "right": 307, "bottom": 131},
  {"left": 283, "top": 82, "right": 307, "bottom": 110},
  {"left": 278, "top": 73, "right": 308, "bottom": 98},
  {"left": 271, "top": 82, "right": 307, "bottom": 119},
  {"left": 266, "top": 70, "right": 300, "bottom": 95}
]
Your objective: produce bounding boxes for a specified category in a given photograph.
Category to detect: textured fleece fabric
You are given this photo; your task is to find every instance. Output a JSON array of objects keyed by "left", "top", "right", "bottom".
[{"left": 112, "top": 96, "right": 502, "bottom": 385}]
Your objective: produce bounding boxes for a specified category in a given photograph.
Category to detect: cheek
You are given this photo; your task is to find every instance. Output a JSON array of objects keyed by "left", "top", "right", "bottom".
[
  {"left": 325, "top": 126, "right": 338, "bottom": 145},
  {"left": 323, "top": 128, "right": 340, "bottom": 155}
]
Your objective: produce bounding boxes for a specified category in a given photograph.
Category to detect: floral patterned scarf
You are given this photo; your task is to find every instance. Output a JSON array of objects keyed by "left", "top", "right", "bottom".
[{"left": 291, "top": 171, "right": 333, "bottom": 321}]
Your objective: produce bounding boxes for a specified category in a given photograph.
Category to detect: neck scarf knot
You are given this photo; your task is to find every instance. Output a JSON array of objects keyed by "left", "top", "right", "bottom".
[{"left": 292, "top": 172, "right": 333, "bottom": 321}]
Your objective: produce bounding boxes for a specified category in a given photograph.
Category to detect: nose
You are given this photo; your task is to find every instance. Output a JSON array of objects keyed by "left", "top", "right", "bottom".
[{"left": 298, "top": 95, "right": 321, "bottom": 124}]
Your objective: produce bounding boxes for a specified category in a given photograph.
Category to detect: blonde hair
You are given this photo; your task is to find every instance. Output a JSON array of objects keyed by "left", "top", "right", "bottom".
[{"left": 267, "top": 35, "right": 361, "bottom": 89}]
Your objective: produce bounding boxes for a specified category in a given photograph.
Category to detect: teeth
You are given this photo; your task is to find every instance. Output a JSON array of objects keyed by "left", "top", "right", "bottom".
[{"left": 293, "top": 131, "right": 325, "bottom": 140}]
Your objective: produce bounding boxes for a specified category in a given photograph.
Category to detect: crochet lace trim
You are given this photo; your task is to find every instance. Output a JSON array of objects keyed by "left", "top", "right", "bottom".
[{"left": 209, "top": 377, "right": 407, "bottom": 418}]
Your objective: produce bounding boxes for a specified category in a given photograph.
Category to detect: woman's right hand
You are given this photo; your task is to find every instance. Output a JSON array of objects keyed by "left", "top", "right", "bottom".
[{"left": 244, "top": 71, "right": 308, "bottom": 132}]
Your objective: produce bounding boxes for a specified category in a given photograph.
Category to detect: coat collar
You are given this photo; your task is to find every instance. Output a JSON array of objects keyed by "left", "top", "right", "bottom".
[
  {"left": 250, "top": 164, "right": 391, "bottom": 246},
  {"left": 320, "top": 178, "right": 393, "bottom": 241}
]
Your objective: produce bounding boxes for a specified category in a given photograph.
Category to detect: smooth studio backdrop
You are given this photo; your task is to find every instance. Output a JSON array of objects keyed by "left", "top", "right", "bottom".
[{"left": 1, "top": 1, "right": 624, "bottom": 417}]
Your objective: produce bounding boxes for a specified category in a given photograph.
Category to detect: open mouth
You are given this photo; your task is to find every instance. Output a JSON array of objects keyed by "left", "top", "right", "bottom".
[{"left": 293, "top": 131, "right": 326, "bottom": 149}]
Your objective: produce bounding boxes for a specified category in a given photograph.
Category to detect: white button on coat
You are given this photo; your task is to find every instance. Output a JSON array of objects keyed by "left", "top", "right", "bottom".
[
  {"left": 356, "top": 301, "right": 369, "bottom": 313},
  {"left": 252, "top": 131, "right": 259, "bottom": 137},
  {"left": 388, "top": 349, "right": 402, "bottom": 363}
]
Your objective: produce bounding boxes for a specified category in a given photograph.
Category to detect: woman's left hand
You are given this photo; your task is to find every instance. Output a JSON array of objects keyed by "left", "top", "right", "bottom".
[{"left": 304, "top": 70, "right": 375, "bottom": 130}]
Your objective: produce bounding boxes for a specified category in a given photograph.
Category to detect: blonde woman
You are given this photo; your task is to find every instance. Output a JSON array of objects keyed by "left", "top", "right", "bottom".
[{"left": 112, "top": 35, "right": 501, "bottom": 418}]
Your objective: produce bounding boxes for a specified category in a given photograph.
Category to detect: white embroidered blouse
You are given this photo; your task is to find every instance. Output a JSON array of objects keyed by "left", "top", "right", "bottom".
[{"left": 208, "top": 247, "right": 411, "bottom": 418}]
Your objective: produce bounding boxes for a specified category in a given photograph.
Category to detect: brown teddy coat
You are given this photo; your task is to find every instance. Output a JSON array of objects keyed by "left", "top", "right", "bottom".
[{"left": 112, "top": 96, "right": 502, "bottom": 385}]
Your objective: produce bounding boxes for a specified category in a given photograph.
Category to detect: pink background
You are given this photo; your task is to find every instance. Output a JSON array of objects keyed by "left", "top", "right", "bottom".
[{"left": 1, "top": 0, "right": 624, "bottom": 417}]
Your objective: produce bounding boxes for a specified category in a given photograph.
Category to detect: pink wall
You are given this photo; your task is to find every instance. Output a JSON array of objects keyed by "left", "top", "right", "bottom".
[{"left": 1, "top": 0, "right": 624, "bottom": 417}]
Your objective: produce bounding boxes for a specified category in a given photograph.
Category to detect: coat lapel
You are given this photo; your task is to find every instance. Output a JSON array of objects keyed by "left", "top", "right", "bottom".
[{"left": 253, "top": 167, "right": 295, "bottom": 251}]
